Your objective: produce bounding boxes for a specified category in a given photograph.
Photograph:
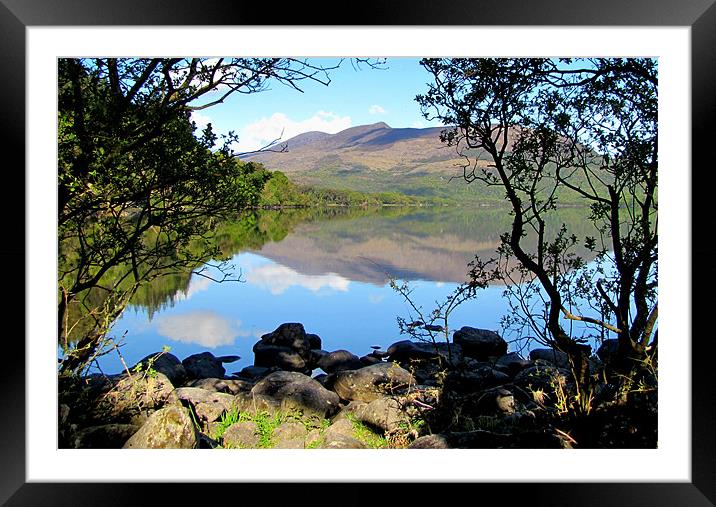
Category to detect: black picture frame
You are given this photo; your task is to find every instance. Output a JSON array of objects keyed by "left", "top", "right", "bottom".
[{"left": 3, "top": 1, "right": 713, "bottom": 505}]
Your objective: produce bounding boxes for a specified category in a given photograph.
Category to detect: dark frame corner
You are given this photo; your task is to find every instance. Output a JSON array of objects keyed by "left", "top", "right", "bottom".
[{"left": 4, "top": 0, "right": 714, "bottom": 504}]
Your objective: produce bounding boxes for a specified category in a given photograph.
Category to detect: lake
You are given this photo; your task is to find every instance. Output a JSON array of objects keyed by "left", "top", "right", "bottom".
[{"left": 92, "top": 205, "right": 600, "bottom": 376}]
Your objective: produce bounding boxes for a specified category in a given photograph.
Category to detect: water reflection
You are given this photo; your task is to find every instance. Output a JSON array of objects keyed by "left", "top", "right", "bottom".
[
  {"left": 246, "top": 263, "right": 351, "bottom": 295},
  {"left": 96, "top": 205, "right": 601, "bottom": 375}
]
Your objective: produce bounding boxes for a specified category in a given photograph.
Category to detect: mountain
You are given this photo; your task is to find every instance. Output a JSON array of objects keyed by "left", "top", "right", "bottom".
[{"left": 241, "top": 122, "right": 499, "bottom": 202}]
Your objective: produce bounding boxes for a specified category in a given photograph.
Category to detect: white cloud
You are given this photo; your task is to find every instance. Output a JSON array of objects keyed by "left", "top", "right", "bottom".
[
  {"left": 190, "top": 111, "right": 212, "bottom": 132},
  {"left": 410, "top": 120, "right": 425, "bottom": 129},
  {"left": 368, "top": 104, "right": 386, "bottom": 115},
  {"left": 235, "top": 110, "right": 351, "bottom": 153},
  {"left": 246, "top": 264, "right": 350, "bottom": 295},
  {"left": 155, "top": 310, "right": 249, "bottom": 348}
]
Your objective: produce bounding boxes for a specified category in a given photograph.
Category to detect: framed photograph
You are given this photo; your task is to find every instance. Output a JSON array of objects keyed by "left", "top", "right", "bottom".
[{"left": 5, "top": 0, "right": 714, "bottom": 504}]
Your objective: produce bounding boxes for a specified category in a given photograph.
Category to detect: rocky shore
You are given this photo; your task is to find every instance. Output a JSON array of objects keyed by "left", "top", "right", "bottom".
[{"left": 58, "top": 322, "right": 657, "bottom": 449}]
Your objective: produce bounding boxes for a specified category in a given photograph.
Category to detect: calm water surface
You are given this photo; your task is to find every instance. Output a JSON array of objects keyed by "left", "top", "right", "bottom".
[{"left": 95, "top": 206, "right": 597, "bottom": 375}]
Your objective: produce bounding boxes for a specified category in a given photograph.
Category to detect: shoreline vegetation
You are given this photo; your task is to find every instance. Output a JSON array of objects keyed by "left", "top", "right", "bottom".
[
  {"left": 57, "top": 58, "right": 657, "bottom": 453},
  {"left": 59, "top": 322, "right": 657, "bottom": 450}
]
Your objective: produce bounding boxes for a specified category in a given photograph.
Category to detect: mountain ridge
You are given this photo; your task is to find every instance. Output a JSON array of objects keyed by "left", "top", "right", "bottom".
[{"left": 241, "top": 122, "right": 490, "bottom": 199}]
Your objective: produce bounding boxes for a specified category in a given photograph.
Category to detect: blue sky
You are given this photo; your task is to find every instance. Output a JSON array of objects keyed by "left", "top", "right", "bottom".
[{"left": 189, "top": 57, "right": 444, "bottom": 153}]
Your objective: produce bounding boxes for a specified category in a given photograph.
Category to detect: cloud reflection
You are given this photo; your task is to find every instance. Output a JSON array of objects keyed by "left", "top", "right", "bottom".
[
  {"left": 174, "top": 276, "right": 213, "bottom": 302},
  {"left": 246, "top": 264, "right": 350, "bottom": 295},
  {"left": 155, "top": 311, "right": 248, "bottom": 348}
]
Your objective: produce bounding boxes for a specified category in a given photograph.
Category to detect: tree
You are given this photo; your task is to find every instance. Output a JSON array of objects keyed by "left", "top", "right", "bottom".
[
  {"left": 58, "top": 57, "right": 380, "bottom": 374},
  {"left": 417, "top": 58, "right": 658, "bottom": 398}
]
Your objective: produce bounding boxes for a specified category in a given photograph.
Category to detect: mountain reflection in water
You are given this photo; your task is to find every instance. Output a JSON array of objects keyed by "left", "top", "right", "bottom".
[{"left": 99, "top": 206, "right": 599, "bottom": 375}]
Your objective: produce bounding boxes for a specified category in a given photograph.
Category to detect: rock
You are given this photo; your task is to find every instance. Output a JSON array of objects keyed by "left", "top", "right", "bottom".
[
  {"left": 234, "top": 365, "right": 278, "bottom": 380},
  {"left": 529, "top": 348, "right": 570, "bottom": 368},
  {"left": 407, "top": 434, "right": 451, "bottom": 449},
  {"left": 274, "top": 437, "right": 305, "bottom": 449},
  {"left": 174, "top": 387, "right": 235, "bottom": 423},
  {"left": 333, "top": 400, "right": 369, "bottom": 422},
  {"left": 90, "top": 371, "right": 177, "bottom": 423},
  {"left": 309, "top": 349, "right": 329, "bottom": 365},
  {"left": 133, "top": 352, "right": 187, "bottom": 386},
  {"left": 386, "top": 340, "right": 462, "bottom": 365},
  {"left": 596, "top": 339, "right": 620, "bottom": 364},
  {"left": 215, "top": 355, "right": 241, "bottom": 364},
  {"left": 470, "top": 388, "right": 516, "bottom": 415},
  {"left": 333, "top": 363, "right": 415, "bottom": 402},
  {"left": 317, "top": 350, "right": 363, "bottom": 373},
  {"left": 123, "top": 405, "right": 197, "bottom": 449},
  {"left": 359, "top": 354, "right": 383, "bottom": 366},
  {"left": 453, "top": 327, "right": 507, "bottom": 360},
  {"left": 355, "top": 397, "right": 408, "bottom": 433},
  {"left": 305, "top": 429, "right": 324, "bottom": 448},
  {"left": 182, "top": 352, "right": 227, "bottom": 380},
  {"left": 253, "top": 342, "right": 310, "bottom": 373},
  {"left": 260, "top": 323, "right": 314, "bottom": 354},
  {"left": 408, "top": 430, "right": 512, "bottom": 449},
  {"left": 443, "top": 367, "right": 510, "bottom": 394},
  {"left": 306, "top": 333, "right": 322, "bottom": 350},
  {"left": 322, "top": 419, "right": 367, "bottom": 449},
  {"left": 312, "top": 373, "right": 335, "bottom": 390},
  {"left": 59, "top": 404, "right": 70, "bottom": 426},
  {"left": 273, "top": 421, "right": 308, "bottom": 446},
  {"left": 322, "top": 434, "right": 368, "bottom": 449},
  {"left": 233, "top": 392, "right": 282, "bottom": 416},
  {"left": 186, "top": 377, "right": 254, "bottom": 395},
  {"left": 222, "top": 421, "right": 260, "bottom": 448},
  {"left": 250, "top": 371, "right": 340, "bottom": 418},
  {"left": 71, "top": 423, "right": 139, "bottom": 448},
  {"left": 494, "top": 352, "right": 533, "bottom": 377}
]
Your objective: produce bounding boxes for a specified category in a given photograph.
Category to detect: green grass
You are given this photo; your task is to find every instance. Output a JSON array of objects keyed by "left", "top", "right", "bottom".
[
  {"left": 214, "top": 407, "right": 331, "bottom": 449},
  {"left": 346, "top": 414, "right": 388, "bottom": 449}
]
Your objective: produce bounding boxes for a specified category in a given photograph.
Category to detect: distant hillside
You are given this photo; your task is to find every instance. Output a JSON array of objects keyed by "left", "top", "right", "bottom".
[
  {"left": 241, "top": 122, "right": 505, "bottom": 202},
  {"left": 241, "top": 122, "right": 595, "bottom": 204}
]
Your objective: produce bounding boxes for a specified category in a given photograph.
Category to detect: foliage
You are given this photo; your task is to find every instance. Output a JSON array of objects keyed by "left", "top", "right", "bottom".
[
  {"left": 390, "top": 277, "right": 482, "bottom": 365},
  {"left": 417, "top": 58, "right": 658, "bottom": 403},
  {"left": 57, "top": 57, "right": 380, "bottom": 375}
]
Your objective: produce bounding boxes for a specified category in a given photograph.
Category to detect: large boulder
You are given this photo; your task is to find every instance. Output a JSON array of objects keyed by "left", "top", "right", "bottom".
[
  {"left": 123, "top": 405, "right": 197, "bottom": 449},
  {"left": 174, "top": 387, "right": 236, "bottom": 423},
  {"left": 453, "top": 327, "right": 507, "bottom": 360},
  {"left": 333, "top": 363, "right": 415, "bottom": 402},
  {"left": 186, "top": 377, "right": 254, "bottom": 395},
  {"left": 132, "top": 352, "right": 187, "bottom": 386},
  {"left": 354, "top": 397, "right": 409, "bottom": 433},
  {"left": 222, "top": 421, "right": 260, "bottom": 448},
  {"left": 321, "top": 419, "right": 367, "bottom": 449},
  {"left": 272, "top": 421, "right": 308, "bottom": 449},
  {"left": 233, "top": 392, "right": 281, "bottom": 416},
  {"left": 443, "top": 367, "right": 510, "bottom": 394},
  {"left": 529, "top": 348, "right": 570, "bottom": 368},
  {"left": 71, "top": 423, "right": 139, "bottom": 449},
  {"left": 386, "top": 340, "right": 462, "bottom": 365},
  {"left": 252, "top": 323, "right": 320, "bottom": 373},
  {"left": 317, "top": 350, "right": 363, "bottom": 373},
  {"left": 260, "top": 323, "right": 314, "bottom": 354},
  {"left": 182, "top": 352, "right": 239, "bottom": 380},
  {"left": 253, "top": 342, "right": 310, "bottom": 373},
  {"left": 90, "top": 371, "right": 177, "bottom": 423},
  {"left": 250, "top": 371, "right": 340, "bottom": 418},
  {"left": 233, "top": 365, "right": 279, "bottom": 380},
  {"left": 494, "top": 352, "right": 533, "bottom": 377},
  {"left": 408, "top": 430, "right": 513, "bottom": 449}
]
